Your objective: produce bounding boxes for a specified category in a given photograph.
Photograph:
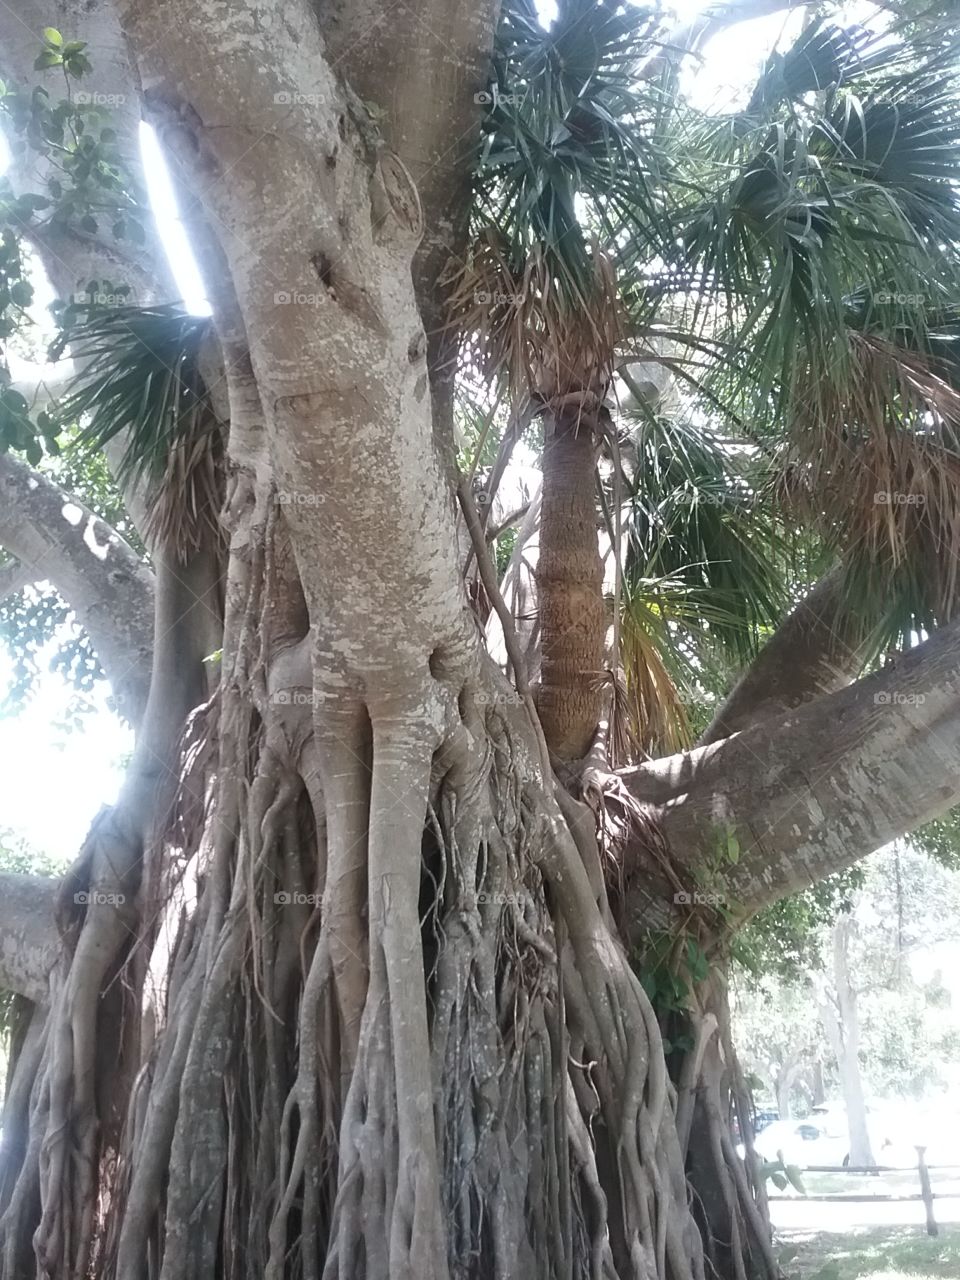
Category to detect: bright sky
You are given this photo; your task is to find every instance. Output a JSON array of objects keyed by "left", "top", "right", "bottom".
[{"left": 0, "top": 0, "right": 880, "bottom": 861}]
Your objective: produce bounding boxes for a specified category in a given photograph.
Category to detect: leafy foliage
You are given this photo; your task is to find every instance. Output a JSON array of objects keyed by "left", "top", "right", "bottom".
[
  {"left": 734, "top": 867, "right": 865, "bottom": 984},
  {"left": 0, "top": 583, "right": 101, "bottom": 715}
]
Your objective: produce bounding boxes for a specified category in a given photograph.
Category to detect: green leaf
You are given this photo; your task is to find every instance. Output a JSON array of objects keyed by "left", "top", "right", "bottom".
[
  {"left": 65, "top": 53, "right": 92, "bottom": 78},
  {"left": 726, "top": 830, "right": 741, "bottom": 865},
  {"left": 785, "top": 1164, "right": 806, "bottom": 1194},
  {"left": 42, "top": 28, "right": 62, "bottom": 47}
]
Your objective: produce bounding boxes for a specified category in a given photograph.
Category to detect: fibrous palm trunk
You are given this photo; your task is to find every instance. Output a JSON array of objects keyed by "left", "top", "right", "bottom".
[{"left": 537, "top": 411, "right": 607, "bottom": 761}]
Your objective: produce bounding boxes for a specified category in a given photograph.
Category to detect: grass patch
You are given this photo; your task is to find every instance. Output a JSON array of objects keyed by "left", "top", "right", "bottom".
[{"left": 781, "top": 1225, "right": 960, "bottom": 1279}]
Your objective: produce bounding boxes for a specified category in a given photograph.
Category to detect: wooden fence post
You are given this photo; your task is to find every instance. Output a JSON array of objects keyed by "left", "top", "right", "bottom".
[{"left": 916, "top": 1145, "right": 938, "bottom": 1238}]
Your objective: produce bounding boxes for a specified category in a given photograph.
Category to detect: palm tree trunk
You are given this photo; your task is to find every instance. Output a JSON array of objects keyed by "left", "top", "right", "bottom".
[{"left": 537, "top": 411, "right": 606, "bottom": 759}]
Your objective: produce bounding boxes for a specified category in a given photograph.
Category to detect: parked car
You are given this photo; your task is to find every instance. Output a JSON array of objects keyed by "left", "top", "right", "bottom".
[
  {"left": 733, "top": 1107, "right": 779, "bottom": 1145},
  {"left": 752, "top": 1116, "right": 849, "bottom": 1167},
  {"left": 752, "top": 1103, "right": 907, "bottom": 1168},
  {"left": 753, "top": 1108, "right": 779, "bottom": 1135}
]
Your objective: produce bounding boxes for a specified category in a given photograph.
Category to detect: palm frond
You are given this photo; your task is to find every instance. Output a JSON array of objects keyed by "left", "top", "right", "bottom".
[
  {"left": 49, "top": 304, "right": 222, "bottom": 555},
  {"left": 456, "top": 0, "right": 675, "bottom": 405},
  {"left": 784, "top": 331, "right": 960, "bottom": 622},
  {"left": 617, "top": 583, "right": 693, "bottom": 760},
  {"left": 621, "top": 408, "right": 790, "bottom": 659},
  {"left": 673, "top": 17, "right": 960, "bottom": 431}
]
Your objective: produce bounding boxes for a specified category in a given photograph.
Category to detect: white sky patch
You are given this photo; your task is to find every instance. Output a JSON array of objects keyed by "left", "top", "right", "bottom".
[
  {"left": 0, "top": 649, "right": 132, "bottom": 862},
  {"left": 138, "top": 122, "right": 211, "bottom": 316}
]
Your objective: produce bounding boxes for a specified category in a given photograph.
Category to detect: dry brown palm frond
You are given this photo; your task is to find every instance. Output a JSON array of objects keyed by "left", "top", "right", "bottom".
[
  {"left": 143, "top": 403, "right": 226, "bottom": 558},
  {"left": 617, "top": 597, "right": 693, "bottom": 761},
  {"left": 786, "top": 331, "right": 960, "bottom": 618},
  {"left": 447, "top": 228, "right": 623, "bottom": 416}
]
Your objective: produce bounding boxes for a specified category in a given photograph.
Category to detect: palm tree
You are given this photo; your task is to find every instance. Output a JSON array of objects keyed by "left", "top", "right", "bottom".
[{"left": 457, "top": 0, "right": 960, "bottom": 767}]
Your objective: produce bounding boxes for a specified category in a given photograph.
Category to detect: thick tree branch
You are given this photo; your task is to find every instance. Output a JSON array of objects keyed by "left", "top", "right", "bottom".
[
  {"left": 624, "top": 617, "right": 960, "bottom": 914},
  {"left": 0, "top": 873, "right": 60, "bottom": 1003},
  {"left": 700, "top": 566, "right": 871, "bottom": 744},
  {"left": 0, "top": 452, "right": 154, "bottom": 726}
]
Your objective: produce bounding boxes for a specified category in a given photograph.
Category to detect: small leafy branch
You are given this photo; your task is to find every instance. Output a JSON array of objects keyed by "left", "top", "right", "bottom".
[{"left": 635, "top": 931, "right": 711, "bottom": 1055}]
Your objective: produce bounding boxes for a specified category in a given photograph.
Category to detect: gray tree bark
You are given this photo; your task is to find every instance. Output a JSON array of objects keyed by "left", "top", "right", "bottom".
[
  {"left": 700, "top": 566, "right": 872, "bottom": 745},
  {"left": 626, "top": 613, "right": 960, "bottom": 915},
  {"left": 0, "top": 452, "right": 154, "bottom": 726}
]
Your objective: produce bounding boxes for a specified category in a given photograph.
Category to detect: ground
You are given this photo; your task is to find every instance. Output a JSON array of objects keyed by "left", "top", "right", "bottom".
[{"left": 779, "top": 1225, "right": 960, "bottom": 1279}]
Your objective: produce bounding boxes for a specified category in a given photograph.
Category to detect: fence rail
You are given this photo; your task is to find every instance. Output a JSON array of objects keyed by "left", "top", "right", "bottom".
[{"left": 765, "top": 1147, "right": 956, "bottom": 1236}]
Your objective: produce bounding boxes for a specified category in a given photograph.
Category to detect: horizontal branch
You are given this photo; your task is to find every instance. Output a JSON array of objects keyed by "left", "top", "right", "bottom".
[
  {"left": 0, "top": 453, "right": 154, "bottom": 726},
  {"left": 700, "top": 567, "right": 871, "bottom": 745},
  {"left": 624, "top": 618, "right": 960, "bottom": 915}
]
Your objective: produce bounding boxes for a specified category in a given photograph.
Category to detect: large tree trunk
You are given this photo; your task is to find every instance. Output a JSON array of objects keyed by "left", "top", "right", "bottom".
[
  {"left": 0, "top": 4, "right": 707, "bottom": 1278},
  {"left": 774, "top": 1063, "right": 800, "bottom": 1123}
]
